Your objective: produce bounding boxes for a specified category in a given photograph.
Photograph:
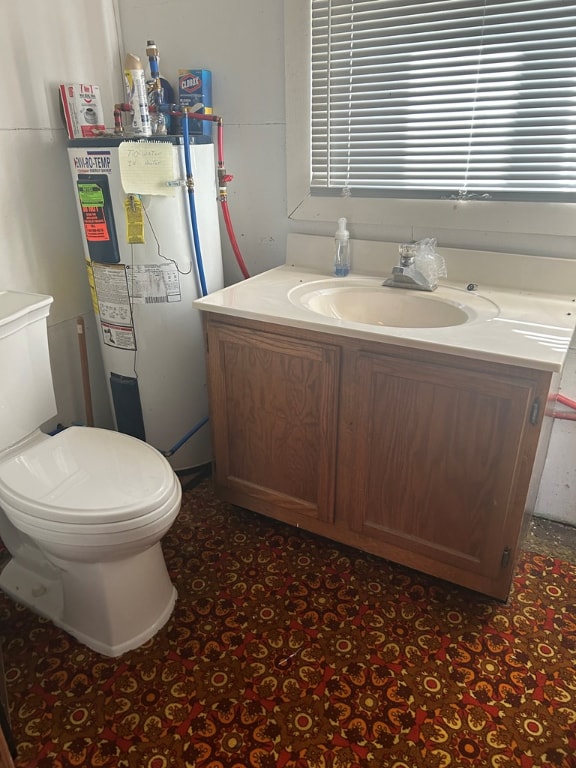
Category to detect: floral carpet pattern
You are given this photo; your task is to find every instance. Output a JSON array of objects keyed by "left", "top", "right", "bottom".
[{"left": 1, "top": 482, "right": 575, "bottom": 768}]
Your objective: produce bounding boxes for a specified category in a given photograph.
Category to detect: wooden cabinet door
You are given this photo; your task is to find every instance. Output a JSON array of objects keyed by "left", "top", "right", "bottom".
[
  {"left": 342, "top": 350, "right": 546, "bottom": 598},
  {"left": 205, "top": 320, "right": 340, "bottom": 523}
]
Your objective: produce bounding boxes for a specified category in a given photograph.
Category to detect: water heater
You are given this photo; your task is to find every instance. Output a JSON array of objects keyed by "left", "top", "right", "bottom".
[{"left": 67, "top": 135, "right": 223, "bottom": 470}]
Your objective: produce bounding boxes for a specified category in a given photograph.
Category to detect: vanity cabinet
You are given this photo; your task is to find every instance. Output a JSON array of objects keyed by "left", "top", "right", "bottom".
[{"left": 203, "top": 313, "right": 552, "bottom": 600}]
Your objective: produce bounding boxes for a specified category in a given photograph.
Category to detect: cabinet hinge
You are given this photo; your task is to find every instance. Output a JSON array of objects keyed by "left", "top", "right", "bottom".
[
  {"left": 529, "top": 397, "right": 540, "bottom": 425},
  {"left": 205, "top": 334, "right": 209, "bottom": 354},
  {"left": 501, "top": 546, "right": 511, "bottom": 569}
]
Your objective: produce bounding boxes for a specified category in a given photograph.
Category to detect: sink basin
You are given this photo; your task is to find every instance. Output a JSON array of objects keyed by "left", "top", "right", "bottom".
[{"left": 288, "top": 279, "right": 499, "bottom": 328}]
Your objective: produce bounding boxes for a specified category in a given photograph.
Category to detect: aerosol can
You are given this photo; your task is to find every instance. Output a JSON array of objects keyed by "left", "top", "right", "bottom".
[{"left": 124, "top": 53, "right": 151, "bottom": 136}]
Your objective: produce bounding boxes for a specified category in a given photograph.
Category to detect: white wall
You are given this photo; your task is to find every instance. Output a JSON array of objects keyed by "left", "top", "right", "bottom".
[{"left": 0, "top": 0, "right": 122, "bottom": 430}]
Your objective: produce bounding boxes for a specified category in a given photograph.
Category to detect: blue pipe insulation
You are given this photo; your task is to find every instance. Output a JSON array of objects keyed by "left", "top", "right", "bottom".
[
  {"left": 182, "top": 112, "right": 208, "bottom": 297},
  {"left": 161, "top": 415, "right": 209, "bottom": 458}
]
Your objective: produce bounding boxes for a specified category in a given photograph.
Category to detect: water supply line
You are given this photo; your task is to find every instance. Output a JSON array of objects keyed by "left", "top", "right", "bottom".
[
  {"left": 547, "top": 393, "right": 576, "bottom": 421},
  {"left": 182, "top": 109, "right": 208, "bottom": 297},
  {"left": 212, "top": 116, "right": 250, "bottom": 280},
  {"left": 161, "top": 416, "right": 209, "bottom": 459}
]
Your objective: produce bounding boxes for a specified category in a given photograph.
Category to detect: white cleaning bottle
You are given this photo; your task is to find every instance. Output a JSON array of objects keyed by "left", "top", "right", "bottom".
[{"left": 333, "top": 217, "right": 350, "bottom": 277}]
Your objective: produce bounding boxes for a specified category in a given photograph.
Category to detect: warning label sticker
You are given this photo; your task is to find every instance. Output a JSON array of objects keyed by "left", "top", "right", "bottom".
[
  {"left": 101, "top": 323, "right": 136, "bottom": 349},
  {"left": 91, "top": 263, "right": 136, "bottom": 350},
  {"left": 124, "top": 196, "right": 145, "bottom": 244},
  {"left": 78, "top": 182, "right": 110, "bottom": 242}
]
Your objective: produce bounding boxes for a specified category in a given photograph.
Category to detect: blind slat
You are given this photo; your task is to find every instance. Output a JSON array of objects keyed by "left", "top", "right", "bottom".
[{"left": 311, "top": 0, "right": 576, "bottom": 200}]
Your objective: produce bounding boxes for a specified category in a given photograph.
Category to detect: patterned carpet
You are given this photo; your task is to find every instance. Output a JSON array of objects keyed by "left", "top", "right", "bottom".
[{"left": 1, "top": 481, "right": 575, "bottom": 768}]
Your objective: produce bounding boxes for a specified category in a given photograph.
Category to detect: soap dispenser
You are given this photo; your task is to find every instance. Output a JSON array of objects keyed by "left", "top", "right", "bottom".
[{"left": 333, "top": 217, "right": 350, "bottom": 277}]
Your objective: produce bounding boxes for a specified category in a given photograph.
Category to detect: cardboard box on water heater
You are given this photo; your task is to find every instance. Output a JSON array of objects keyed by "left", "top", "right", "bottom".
[{"left": 60, "top": 84, "right": 106, "bottom": 139}]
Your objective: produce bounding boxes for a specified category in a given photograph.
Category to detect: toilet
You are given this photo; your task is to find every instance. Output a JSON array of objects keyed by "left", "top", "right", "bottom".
[{"left": 0, "top": 290, "right": 182, "bottom": 657}]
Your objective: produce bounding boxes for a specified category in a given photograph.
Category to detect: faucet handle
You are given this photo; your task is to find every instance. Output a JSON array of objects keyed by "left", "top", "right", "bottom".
[{"left": 398, "top": 242, "right": 417, "bottom": 266}]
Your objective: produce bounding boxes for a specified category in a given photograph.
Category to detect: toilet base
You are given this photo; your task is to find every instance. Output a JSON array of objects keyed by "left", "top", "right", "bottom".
[
  {"left": 0, "top": 556, "right": 64, "bottom": 623},
  {"left": 0, "top": 543, "right": 177, "bottom": 657}
]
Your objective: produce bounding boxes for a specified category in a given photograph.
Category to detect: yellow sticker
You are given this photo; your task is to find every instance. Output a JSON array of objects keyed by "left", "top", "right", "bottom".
[
  {"left": 124, "top": 195, "right": 145, "bottom": 244},
  {"left": 85, "top": 260, "right": 99, "bottom": 314}
]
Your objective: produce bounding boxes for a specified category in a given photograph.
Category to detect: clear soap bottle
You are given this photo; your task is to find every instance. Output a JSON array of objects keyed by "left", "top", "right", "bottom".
[{"left": 333, "top": 217, "right": 350, "bottom": 277}]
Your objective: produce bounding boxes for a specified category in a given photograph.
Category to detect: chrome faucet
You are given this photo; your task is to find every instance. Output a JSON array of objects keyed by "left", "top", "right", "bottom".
[{"left": 383, "top": 243, "right": 438, "bottom": 292}]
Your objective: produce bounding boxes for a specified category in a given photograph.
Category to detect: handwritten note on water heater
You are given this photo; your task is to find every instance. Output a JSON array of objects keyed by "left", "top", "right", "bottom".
[{"left": 118, "top": 141, "right": 176, "bottom": 196}]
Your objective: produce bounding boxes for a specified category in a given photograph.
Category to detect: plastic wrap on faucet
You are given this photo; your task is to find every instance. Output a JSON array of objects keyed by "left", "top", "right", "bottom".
[{"left": 413, "top": 238, "right": 447, "bottom": 284}]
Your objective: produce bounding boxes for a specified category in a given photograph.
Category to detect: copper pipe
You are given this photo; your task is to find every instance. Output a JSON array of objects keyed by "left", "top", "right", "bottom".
[{"left": 76, "top": 316, "right": 94, "bottom": 427}]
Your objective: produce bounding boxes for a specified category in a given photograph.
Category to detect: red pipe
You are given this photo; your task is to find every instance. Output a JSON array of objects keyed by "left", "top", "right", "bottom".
[
  {"left": 549, "top": 411, "right": 576, "bottom": 421},
  {"left": 555, "top": 393, "right": 576, "bottom": 409},
  {"left": 113, "top": 104, "right": 251, "bottom": 281},
  {"left": 221, "top": 199, "right": 250, "bottom": 279},
  {"left": 547, "top": 392, "right": 576, "bottom": 420},
  {"left": 217, "top": 117, "right": 225, "bottom": 166}
]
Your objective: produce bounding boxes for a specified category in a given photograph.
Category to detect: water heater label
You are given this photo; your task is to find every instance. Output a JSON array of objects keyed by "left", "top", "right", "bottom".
[
  {"left": 91, "top": 263, "right": 136, "bottom": 350},
  {"left": 126, "top": 264, "right": 182, "bottom": 303}
]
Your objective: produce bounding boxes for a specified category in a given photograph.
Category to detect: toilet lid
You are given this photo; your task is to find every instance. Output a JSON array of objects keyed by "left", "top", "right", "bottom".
[{"left": 0, "top": 427, "right": 178, "bottom": 524}]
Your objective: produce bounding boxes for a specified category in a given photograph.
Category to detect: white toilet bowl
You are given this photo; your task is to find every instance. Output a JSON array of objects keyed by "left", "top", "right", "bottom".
[{"left": 0, "top": 426, "right": 182, "bottom": 657}]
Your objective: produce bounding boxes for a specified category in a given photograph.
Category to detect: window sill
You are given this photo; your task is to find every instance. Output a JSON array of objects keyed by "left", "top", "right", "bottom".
[{"left": 288, "top": 190, "right": 576, "bottom": 238}]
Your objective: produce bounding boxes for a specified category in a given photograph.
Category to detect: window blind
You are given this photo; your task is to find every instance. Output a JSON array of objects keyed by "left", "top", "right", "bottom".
[{"left": 311, "top": 0, "right": 576, "bottom": 200}]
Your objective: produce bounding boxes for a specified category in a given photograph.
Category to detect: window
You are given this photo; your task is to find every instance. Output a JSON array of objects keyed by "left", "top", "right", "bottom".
[{"left": 311, "top": 0, "right": 576, "bottom": 202}]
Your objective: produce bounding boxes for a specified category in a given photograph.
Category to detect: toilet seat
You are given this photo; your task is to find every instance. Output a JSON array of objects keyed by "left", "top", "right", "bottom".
[
  {"left": 0, "top": 426, "right": 177, "bottom": 526},
  {"left": 3, "top": 482, "right": 182, "bottom": 555}
]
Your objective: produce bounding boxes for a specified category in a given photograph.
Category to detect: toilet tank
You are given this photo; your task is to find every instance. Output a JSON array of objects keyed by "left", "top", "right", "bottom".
[{"left": 0, "top": 291, "right": 57, "bottom": 451}]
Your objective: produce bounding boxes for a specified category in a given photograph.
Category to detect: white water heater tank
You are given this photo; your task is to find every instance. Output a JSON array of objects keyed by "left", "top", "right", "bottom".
[{"left": 67, "top": 136, "right": 223, "bottom": 471}]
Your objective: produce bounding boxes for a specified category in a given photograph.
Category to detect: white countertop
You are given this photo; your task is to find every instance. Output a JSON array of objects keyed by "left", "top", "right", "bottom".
[{"left": 194, "top": 235, "right": 576, "bottom": 373}]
